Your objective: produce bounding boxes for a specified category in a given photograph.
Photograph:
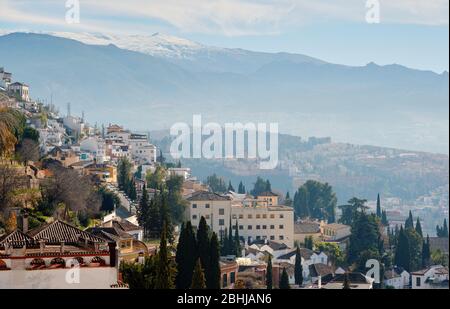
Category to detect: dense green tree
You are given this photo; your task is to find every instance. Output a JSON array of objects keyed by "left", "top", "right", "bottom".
[
  {"left": 404, "top": 228, "right": 423, "bottom": 271},
  {"left": 422, "top": 234, "right": 431, "bottom": 268},
  {"left": 251, "top": 177, "right": 271, "bottom": 196},
  {"left": 191, "top": 259, "right": 207, "bottom": 289},
  {"left": 221, "top": 227, "right": 229, "bottom": 256},
  {"left": 137, "top": 185, "right": 150, "bottom": 237},
  {"left": 227, "top": 181, "right": 235, "bottom": 192},
  {"left": 117, "top": 157, "right": 132, "bottom": 191},
  {"left": 279, "top": 268, "right": 290, "bottom": 289},
  {"left": 146, "top": 165, "right": 167, "bottom": 190},
  {"left": 197, "top": 216, "right": 211, "bottom": 281},
  {"left": 237, "top": 181, "right": 246, "bottom": 194},
  {"left": 166, "top": 175, "right": 187, "bottom": 223},
  {"left": 206, "top": 174, "right": 227, "bottom": 193},
  {"left": 148, "top": 191, "right": 161, "bottom": 239},
  {"left": 120, "top": 255, "right": 158, "bottom": 289},
  {"left": 284, "top": 191, "right": 292, "bottom": 206},
  {"left": 415, "top": 218, "right": 423, "bottom": 238},
  {"left": 381, "top": 210, "right": 389, "bottom": 226},
  {"left": 437, "top": 219, "right": 449, "bottom": 238},
  {"left": 155, "top": 223, "right": 176, "bottom": 289},
  {"left": 176, "top": 221, "right": 197, "bottom": 289},
  {"left": 207, "top": 232, "right": 221, "bottom": 289},
  {"left": 348, "top": 212, "right": 380, "bottom": 263},
  {"left": 160, "top": 189, "right": 174, "bottom": 243},
  {"left": 228, "top": 218, "right": 235, "bottom": 255},
  {"left": 376, "top": 193, "right": 382, "bottom": 218},
  {"left": 304, "top": 236, "right": 314, "bottom": 250},
  {"left": 234, "top": 220, "right": 242, "bottom": 257},
  {"left": 266, "top": 255, "right": 273, "bottom": 289},
  {"left": 395, "top": 226, "right": 411, "bottom": 272},
  {"left": 294, "top": 246, "right": 303, "bottom": 286},
  {"left": 294, "top": 180, "right": 337, "bottom": 222},
  {"left": 405, "top": 211, "right": 414, "bottom": 230},
  {"left": 338, "top": 197, "right": 368, "bottom": 226}
]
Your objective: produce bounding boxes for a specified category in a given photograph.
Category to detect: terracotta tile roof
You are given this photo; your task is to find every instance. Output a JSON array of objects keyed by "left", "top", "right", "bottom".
[
  {"left": 294, "top": 221, "right": 321, "bottom": 234},
  {"left": 113, "top": 219, "right": 142, "bottom": 232},
  {"left": 187, "top": 191, "right": 231, "bottom": 201},
  {"left": 309, "top": 263, "right": 334, "bottom": 277},
  {"left": 257, "top": 191, "right": 278, "bottom": 197},
  {"left": 28, "top": 220, "right": 107, "bottom": 244},
  {"left": 278, "top": 248, "right": 314, "bottom": 260},
  {"left": 0, "top": 229, "right": 34, "bottom": 247}
]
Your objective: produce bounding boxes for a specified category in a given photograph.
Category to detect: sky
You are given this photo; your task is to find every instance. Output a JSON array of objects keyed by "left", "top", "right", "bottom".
[{"left": 0, "top": 0, "right": 449, "bottom": 72}]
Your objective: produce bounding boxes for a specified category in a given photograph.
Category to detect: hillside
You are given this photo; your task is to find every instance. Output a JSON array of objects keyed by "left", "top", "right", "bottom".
[{"left": 0, "top": 32, "right": 448, "bottom": 153}]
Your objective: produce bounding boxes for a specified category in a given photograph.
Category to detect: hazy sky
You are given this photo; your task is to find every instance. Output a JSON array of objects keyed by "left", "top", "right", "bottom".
[{"left": 0, "top": 0, "right": 448, "bottom": 72}]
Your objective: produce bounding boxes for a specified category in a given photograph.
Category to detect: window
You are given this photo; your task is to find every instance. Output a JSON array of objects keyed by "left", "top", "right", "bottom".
[
  {"left": 219, "top": 209, "right": 225, "bottom": 215},
  {"left": 279, "top": 225, "right": 284, "bottom": 229},
  {"left": 270, "top": 214, "right": 275, "bottom": 219},
  {"left": 219, "top": 219, "right": 225, "bottom": 226},
  {"left": 239, "top": 214, "right": 244, "bottom": 219},
  {"left": 256, "top": 225, "right": 261, "bottom": 230},
  {"left": 256, "top": 236, "right": 261, "bottom": 240},
  {"left": 279, "top": 235, "right": 284, "bottom": 240},
  {"left": 256, "top": 214, "right": 261, "bottom": 219},
  {"left": 279, "top": 214, "right": 284, "bottom": 219},
  {"left": 192, "top": 204, "right": 197, "bottom": 209},
  {"left": 248, "top": 225, "right": 252, "bottom": 230},
  {"left": 192, "top": 215, "right": 198, "bottom": 220},
  {"left": 205, "top": 214, "right": 210, "bottom": 219},
  {"left": 232, "top": 214, "right": 237, "bottom": 219},
  {"left": 270, "top": 236, "right": 275, "bottom": 240},
  {"left": 416, "top": 277, "right": 421, "bottom": 287},
  {"left": 205, "top": 203, "right": 210, "bottom": 209},
  {"left": 248, "top": 214, "right": 253, "bottom": 219},
  {"left": 270, "top": 225, "right": 275, "bottom": 229},
  {"left": 262, "top": 225, "right": 267, "bottom": 230},
  {"left": 262, "top": 214, "right": 267, "bottom": 219},
  {"left": 230, "top": 272, "right": 236, "bottom": 284},
  {"left": 239, "top": 225, "right": 244, "bottom": 230},
  {"left": 222, "top": 274, "right": 228, "bottom": 287}
]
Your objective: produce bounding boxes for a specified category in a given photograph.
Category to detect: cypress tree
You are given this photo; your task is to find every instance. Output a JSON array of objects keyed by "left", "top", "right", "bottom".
[
  {"left": 294, "top": 246, "right": 303, "bottom": 286},
  {"left": 381, "top": 210, "right": 389, "bottom": 226},
  {"left": 238, "top": 181, "right": 245, "bottom": 194},
  {"left": 197, "top": 217, "right": 210, "bottom": 280},
  {"left": 137, "top": 185, "right": 150, "bottom": 237},
  {"left": 155, "top": 222, "right": 175, "bottom": 289},
  {"left": 266, "top": 255, "right": 273, "bottom": 289},
  {"left": 227, "top": 181, "right": 235, "bottom": 192},
  {"left": 234, "top": 220, "right": 241, "bottom": 257},
  {"left": 160, "top": 190, "right": 174, "bottom": 243},
  {"left": 279, "top": 268, "right": 290, "bottom": 289},
  {"left": 376, "top": 193, "right": 381, "bottom": 218},
  {"left": 422, "top": 234, "right": 431, "bottom": 268},
  {"left": 148, "top": 191, "right": 161, "bottom": 239},
  {"left": 207, "top": 232, "right": 221, "bottom": 289},
  {"left": 405, "top": 211, "right": 414, "bottom": 230},
  {"left": 394, "top": 226, "right": 411, "bottom": 272},
  {"left": 221, "top": 228, "right": 229, "bottom": 256},
  {"left": 415, "top": 218, "right": 423, "bottom": 238},
  {"left": 191, "top": 259, "right": 207, "bottom": 289},
  {"left": 176, "top": 221, "right": 197, "bottom": 289},
  {"left": 443, "top": 219, "right": 449, "bottom": 238},
  {"left": 228, "top": 218, "right": 235, "bottom": 255}
]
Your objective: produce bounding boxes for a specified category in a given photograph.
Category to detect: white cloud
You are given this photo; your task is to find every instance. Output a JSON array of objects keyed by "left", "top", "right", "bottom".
[{"left": 0, "top": 0, "right": 448, "bottom": 36}]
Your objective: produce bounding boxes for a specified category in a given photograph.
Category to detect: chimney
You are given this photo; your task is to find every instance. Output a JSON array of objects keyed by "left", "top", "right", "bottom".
[
  {"left": 39, "top": 239, "right": 45, "bottom": 254},
  {"left": 22, "top": 213, "right": 29, "bottom": 233},
  {"left": 60, "top": 241, "right": 65, "bottom": 254}
]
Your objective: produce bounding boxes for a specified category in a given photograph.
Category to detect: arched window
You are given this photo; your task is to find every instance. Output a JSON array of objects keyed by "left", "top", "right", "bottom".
[
  {"left": 30, "top": 258, "right": 46, "bottom": 269},
  {"left": 69, "top": 257, "right": 84, "bottom": 267},
  {"left": 49, "top": 257, "right": 65, "bottom": 268},
  {"left": 0, "top": 259, "right": 8, "bottom": 270},
  {"left": 90, "top": 256, "right": 106, "bottom": 266}
]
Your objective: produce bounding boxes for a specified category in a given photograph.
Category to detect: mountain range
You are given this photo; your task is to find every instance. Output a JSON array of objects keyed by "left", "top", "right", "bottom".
[{"left": 0, "top": 31, "right": 448, "bottom": 153}]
